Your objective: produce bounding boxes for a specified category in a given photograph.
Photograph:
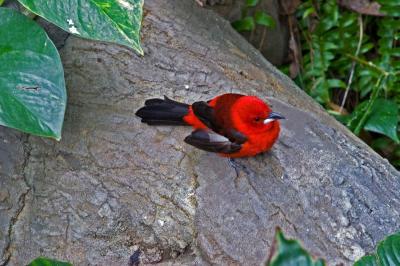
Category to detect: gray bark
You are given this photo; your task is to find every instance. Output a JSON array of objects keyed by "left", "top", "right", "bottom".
[{"left": 1, "top": 1, "right": 400, "bottom": 265}]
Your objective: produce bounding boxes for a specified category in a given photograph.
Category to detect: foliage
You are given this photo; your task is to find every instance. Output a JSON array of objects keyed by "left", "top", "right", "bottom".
[
  {"left": 0, "top": 8, "right": 67, "bottom": 139},
  {"left": 266, "top": 229, "right": 325, "bottom": 266},
  {"left": 232, "top": 0, "right": 275, "bottom": 33},
  {"left": 0, "top": 0, "right": 143, "bottom": 140},
  {"left": 266, "top": 229, "right": 400, "bottom": 265},
  {"left": 287, "top": 0, "right": 400, "bottom": 167},
  {"left": 354, "top": 231, "right": 400, "bottom": 265},
  {"left": 18, "top": 0, "right": 144, "bottom": 55},
  {"left": 28, "top": 257, "right": 72, "bottom": 266},
  {"left": 0, "top": 8, "right": 66, "bottom": 140}
]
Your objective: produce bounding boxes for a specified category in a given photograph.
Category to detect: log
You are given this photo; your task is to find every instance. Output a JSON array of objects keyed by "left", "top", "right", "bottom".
[{"left": 1, "top": 0, "right": 399, "bottom": 265}]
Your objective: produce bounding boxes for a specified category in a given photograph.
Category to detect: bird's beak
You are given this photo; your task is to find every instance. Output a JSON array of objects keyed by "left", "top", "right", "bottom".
[{"left": 264, "top": 112, "right": 285, "bottom": 124}]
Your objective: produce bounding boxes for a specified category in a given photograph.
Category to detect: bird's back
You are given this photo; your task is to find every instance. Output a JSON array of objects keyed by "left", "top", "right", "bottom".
[{"left": 208, "top": 93, "right": 244, "bottom": 133}]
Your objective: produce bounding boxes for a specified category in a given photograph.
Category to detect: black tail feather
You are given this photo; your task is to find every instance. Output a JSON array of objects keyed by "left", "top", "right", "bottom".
[{"left": 136, "top": 96, "right": 189, "bottom": 125}]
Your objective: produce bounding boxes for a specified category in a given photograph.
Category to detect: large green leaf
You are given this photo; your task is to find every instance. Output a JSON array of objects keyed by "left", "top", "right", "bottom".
[
  {"left": 354, "top": 231, "right": 400, "bottom": 266},
  {"left": 265, "top": 230, "right": 400, "bottom": 265},
  {"left": 17, "top": 0, "right": 144, "bottom": 55},
  {"left": 354, "top": 255, "right": 378, "bottom": 266},
  {"left": 28, "top": 257, "right": 72, "bottom": 266},
  {"left": 0, "top": 8, "right": 66, "bottom": 140},
  {"left": 364, "top": 99, "right": 399, "bottom": 143},
  {"left": 377, "top": 231, "right": 400, "bottom": 265},
  {"left": 267, "top": 229, "right": 325, "bottom": 266}
]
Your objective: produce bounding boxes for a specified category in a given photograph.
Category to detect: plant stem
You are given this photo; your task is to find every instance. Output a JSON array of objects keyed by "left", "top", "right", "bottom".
[
  {"left": 354, "top": 75, "right": 386, "bottom": 135},
  {"left": 258, "top": 27, "right": 267, "bottom": 50},
  {"left": 344, "top": 53, "right": 390, "bottom": 76},
  {"left": 340, "top": 15, "right": 363, "bottom": 114}
]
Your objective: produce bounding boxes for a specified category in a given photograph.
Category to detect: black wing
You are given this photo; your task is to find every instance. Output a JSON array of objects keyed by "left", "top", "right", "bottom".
[
  {"left": 184, "top": 129, "right": 242, "bottom": 154},
  {"left": 191, "top": 101, "right": 247, "bottom": 144},
  {"left": 191, "top": 101, "right": 219, "bottom": 130}
]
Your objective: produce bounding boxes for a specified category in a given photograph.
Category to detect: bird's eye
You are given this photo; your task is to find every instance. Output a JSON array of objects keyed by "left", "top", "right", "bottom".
[{"left": 254, "top": 117, "right": 261, "bottom": 122}]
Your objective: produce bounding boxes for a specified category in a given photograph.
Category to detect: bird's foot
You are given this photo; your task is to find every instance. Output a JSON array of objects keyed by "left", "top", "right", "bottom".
[{"left": 228, "top": 158, "right": 241, "bottom": 176}]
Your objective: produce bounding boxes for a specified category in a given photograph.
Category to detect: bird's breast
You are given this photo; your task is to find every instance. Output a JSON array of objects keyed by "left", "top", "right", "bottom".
[{"left": 227, "top": 123, "right": 280, "bottom": 157}]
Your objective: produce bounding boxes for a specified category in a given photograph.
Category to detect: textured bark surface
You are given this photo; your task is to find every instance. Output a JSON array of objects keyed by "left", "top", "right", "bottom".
[{"left": 1, "top": 1, "right": 400, "bottom": 265}]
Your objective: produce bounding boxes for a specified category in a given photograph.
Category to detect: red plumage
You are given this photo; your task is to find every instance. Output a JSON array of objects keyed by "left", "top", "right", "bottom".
[{"left": 136, "top": 93, "right": 284, "bottom": 157}]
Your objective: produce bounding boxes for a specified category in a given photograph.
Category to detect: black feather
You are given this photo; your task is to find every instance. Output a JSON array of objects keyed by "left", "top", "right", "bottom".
[
  {"left": 184, "top": 129, "right": 241, "bottom": 154},
  {"left": 227, "top": 128, "right": 247, "bottom": 144},
  {"left": 136, "top": 96, "right": 189, "bottom": 125},
  {"left": 191, "top": 101, "right": 247, "bottom": 144},
  {"left": 191, "top": 101, "right": 219, "bottom": 130}
]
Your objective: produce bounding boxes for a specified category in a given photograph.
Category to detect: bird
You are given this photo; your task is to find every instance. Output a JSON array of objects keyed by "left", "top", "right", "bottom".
[{"left": 135, "top": 93, "right": 284, "bottom": 158}]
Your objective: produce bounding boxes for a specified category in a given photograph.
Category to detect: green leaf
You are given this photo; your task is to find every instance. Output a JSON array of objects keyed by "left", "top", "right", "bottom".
[
  {"left": 232, "top": 16, "right": 255, "bottom": 32},
  {"left": 377, "top": 231, "right": 400, "bottom": 265},
  {"left": 17, "top": 0, "right": 144, "bottom": 55},
  {"left": 302, "top": 7, "right": 315, "bottom": 19},
  {"left": 347, "top": 101, "right": 369, "bottom": 131},
  {"left": 380, "top": 6, "right": 400, "bottom": 16},
  {"left": 267, "top": 229, "right": 325, "bottom": 266},
  {"left": 327, "top": 79, "right": 346, "bottom": 88},
  {"left": 254, "top": 11, "right": 275, "bottom": 28},
  {"left": 323, "top": 42, "right": 338, "bottom": 50},
  {"left": 0, "top": 8, "right": 66, "bottom": 140},
  {"left": 389, "top": 47, "right": 400, "bottom": 56},
  {"left": 341, "top": 13, "right": 357, "bottom": 27},
  {"left": 0, "top": 0, "right": 4, "bottom": 6},
  {"left": 377, "top": 0, "right": 400, "bottom": 6},
  {"left": 28, "top": 257, "right": 72, "bottom": 266},
  {"left": 360, "top": 43, "right": 375, "bottom": 54},
  {"left": 354, "top": 255, "right": 378, "bottom": 266},
  {"left": 354, "top": 231, "right": 400, "bottom": 266},
  {"left": 364, "top": 99, "right": 399, "bottom": 143},
  {"left": 246, "top": 0, "right": 259, "bottom": 7},
  {"left": 311, "top": 78, "right": 330, "bottom": 104}
]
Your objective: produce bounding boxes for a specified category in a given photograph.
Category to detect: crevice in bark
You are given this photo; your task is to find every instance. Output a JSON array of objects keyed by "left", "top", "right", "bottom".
[{"left": 1, "top": 136, "right": 32, "bottom": 266}]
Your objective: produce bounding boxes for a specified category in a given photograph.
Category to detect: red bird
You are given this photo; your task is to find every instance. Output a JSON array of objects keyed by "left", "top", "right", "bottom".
[{"left": 135, "top": 93, "right": 284, "bottom": 158}]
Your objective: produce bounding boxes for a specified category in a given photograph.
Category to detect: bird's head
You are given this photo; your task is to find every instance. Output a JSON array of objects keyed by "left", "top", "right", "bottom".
[{"left": 232, "top": 96, "right": 285, "bottom": 135}]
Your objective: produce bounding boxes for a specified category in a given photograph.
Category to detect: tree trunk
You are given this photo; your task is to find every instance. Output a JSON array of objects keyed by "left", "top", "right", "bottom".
[{"left": 1, "top": 1, "right": 399, "bottom": 265}]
